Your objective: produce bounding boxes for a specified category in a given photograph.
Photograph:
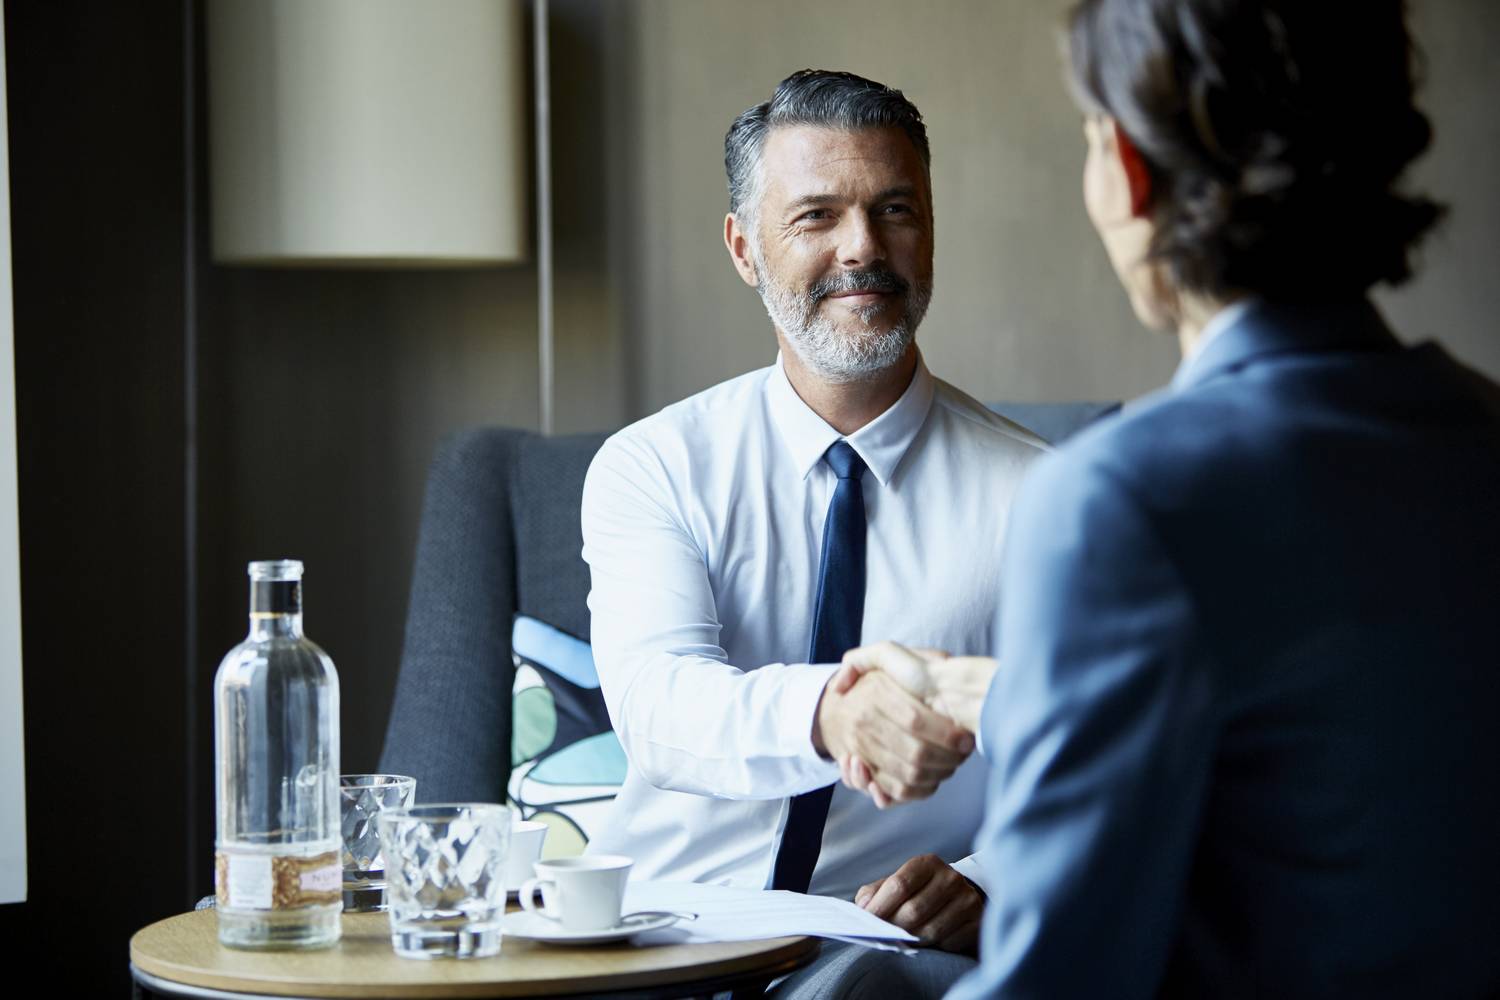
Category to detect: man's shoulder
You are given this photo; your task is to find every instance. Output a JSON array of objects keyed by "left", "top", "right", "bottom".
[
  {"left": 927, "top": 376, "right": 1051, "bottom": 456},
  {"left": 591, "top": 365, "right": 774, "bottom": 475}
]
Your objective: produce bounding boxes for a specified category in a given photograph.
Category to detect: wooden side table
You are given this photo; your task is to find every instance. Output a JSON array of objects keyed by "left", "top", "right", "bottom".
[{"left": 129, "top": 909, "right": 819, "bottom": 999}]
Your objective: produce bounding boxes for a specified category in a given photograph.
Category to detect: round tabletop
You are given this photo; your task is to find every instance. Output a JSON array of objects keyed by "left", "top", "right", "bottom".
[{"left": 129, "top": 910, "right": 819, "bottom": 999}]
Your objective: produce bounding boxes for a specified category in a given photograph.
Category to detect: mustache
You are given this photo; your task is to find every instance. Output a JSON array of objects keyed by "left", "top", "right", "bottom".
[{"left": 809, "top": 269, "right": 909, "bottom": 303}]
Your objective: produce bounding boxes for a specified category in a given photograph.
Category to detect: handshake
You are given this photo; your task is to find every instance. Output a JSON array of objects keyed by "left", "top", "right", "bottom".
[{"left": 813, "top": 642, "right": 1000, "bottom": 809}]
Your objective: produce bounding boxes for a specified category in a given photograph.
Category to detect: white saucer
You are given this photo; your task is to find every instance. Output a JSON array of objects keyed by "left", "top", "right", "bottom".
[{"left": 500, "top": 910, "right": 679, "bottom": 945}]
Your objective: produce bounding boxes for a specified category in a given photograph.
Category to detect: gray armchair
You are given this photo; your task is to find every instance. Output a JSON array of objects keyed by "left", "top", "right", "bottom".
[{"left": 378, "top": 402, "right": 1119, "bottom": 800}]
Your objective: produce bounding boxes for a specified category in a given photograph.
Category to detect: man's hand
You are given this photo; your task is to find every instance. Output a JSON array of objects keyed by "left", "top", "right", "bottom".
[
  {"left": 828, "top": 643, "right": 1000, "bottom": 806},
  {"left": 855, "top": 854, "right": 983, "bottom": 956},
  {"left": 813, "top": 666, "right": 974, "bottom": 805},
  {"left": 843, "top": 641, "right": 999, "bottom": 734}
]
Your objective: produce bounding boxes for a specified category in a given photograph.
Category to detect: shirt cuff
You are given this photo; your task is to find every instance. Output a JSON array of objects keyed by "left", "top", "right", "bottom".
[
  {"left": 949, "top": 854, "right": 992, "bottom": 898},
  {"left": 781, "top": 662, "right": 843, "bottom": 773}
]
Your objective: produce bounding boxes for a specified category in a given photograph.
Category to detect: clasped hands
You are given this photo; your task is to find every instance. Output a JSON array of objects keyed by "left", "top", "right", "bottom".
[
  {"left": 809, "top": 642, "right": 1000, "bottom": 953},
  {"left": 813, "top": 641, "right": 999, "bottom": 809}
]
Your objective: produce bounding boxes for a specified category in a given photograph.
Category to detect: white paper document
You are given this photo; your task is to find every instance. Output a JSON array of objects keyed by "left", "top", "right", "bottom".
[{"left": 624, "top": 881, "right": 920, "bottom": 952}]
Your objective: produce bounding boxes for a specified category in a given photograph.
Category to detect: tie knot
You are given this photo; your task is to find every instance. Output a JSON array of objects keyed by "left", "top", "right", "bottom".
[{"left": 824, "top": 441, "right": 866, "bottom": 480}]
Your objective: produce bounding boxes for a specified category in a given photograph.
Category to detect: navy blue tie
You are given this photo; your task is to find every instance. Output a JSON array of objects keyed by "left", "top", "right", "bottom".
[{"left": 770, "top": 441, "right": 867, "bottom": 893}]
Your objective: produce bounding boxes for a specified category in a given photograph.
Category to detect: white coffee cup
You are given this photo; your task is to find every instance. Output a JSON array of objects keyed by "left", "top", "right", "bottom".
[
  {"left": 519, "top": 855, "right": 632, "bottom": 931},
  {"left": 502, "top": 821, "right": 549, "bottom": 893}
]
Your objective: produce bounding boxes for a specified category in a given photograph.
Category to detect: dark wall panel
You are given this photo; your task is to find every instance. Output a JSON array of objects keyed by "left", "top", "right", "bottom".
[{"left": 0, "top": 1, "right": 191, "bottom": 993}]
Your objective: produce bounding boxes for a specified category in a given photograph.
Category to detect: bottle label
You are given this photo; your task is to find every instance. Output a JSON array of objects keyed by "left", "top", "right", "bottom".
[
  {"left": 215, "top": 849, "right": 341, "bottom": 910},
  {"left": 250, "top": 579, "right": 302, "bottom": 616}
]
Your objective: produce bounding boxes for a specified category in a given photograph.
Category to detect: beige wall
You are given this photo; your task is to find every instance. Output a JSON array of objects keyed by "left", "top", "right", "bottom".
[
  {"left": 611, "top": 0, "right": 1171, "bottom": 412},
  {"left": 1378, "top": 0, "right": 1500, "bottom": 376},
  {"left": 607, "top": 0, "right": 1499, "bottom": 415}
]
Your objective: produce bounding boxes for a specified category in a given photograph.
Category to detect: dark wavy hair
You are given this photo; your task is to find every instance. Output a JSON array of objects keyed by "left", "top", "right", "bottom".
[{"left": 1066, "top": 0, "right": 1444, "bottom": 301}]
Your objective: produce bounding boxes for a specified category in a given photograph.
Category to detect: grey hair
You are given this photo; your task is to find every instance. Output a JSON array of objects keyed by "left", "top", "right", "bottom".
[{"left": 725, "top": 69, "right": 931, "bottom": 239}]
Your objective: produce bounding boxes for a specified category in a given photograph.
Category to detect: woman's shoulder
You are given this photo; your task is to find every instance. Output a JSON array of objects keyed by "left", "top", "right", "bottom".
[{"left": 1033, "top": 383, "right": 1259, "bottom": 512}]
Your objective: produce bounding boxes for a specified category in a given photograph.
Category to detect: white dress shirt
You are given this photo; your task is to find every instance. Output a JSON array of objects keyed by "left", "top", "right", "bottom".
[{"left": 581, "top": 352, "right": 1046, "bottom": 900}]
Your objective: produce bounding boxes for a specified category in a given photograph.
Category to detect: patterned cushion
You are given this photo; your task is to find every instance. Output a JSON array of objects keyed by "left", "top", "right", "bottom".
[{"left": 507, "top": 615, "right": 625, "bottom": 858}]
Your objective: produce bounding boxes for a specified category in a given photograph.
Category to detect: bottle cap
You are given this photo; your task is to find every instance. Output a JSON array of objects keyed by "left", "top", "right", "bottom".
[{"left": 248, "top": 560, "right": 304, "bottom": 582}]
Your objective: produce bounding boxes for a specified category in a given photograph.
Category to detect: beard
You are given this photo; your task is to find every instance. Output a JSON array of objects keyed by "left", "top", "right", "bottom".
[{"left": 754, "top": 259, "right": 933, "bottom": 385}]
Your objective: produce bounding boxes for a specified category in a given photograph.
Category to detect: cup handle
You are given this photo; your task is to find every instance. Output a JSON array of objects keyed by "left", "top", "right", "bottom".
[{"left": 518, "top": 877, "right": 557, "bottom": 920}]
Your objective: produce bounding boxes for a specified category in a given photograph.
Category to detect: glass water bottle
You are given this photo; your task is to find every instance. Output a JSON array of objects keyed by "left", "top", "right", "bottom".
[{"left": 213, "top": 560, "right": 341, "bottom": 949}]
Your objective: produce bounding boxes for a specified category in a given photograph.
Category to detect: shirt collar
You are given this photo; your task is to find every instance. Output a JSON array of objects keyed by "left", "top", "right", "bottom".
[
  {"left": 1181, "top": 298, "right": 1258, "bottom": 368},
  {"left": 766, "top": 351, "right": 936, "bottom": 487},
  {"left": 1171, "top": 298, "right": 1398, "bottom": 392}
]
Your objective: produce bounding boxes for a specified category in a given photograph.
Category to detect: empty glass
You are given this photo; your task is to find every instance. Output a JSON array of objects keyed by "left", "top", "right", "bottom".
[
  {"left": 339, "top": 774, "right": 417, "bottom": 912},
  {"left": 377, "top": 803, "right": 512, "bottom": 959}
]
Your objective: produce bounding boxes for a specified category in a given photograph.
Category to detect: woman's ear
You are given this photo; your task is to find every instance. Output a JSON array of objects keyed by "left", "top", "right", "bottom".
[{"left": 1113, "top": 120, "right": 1153, "bottom": 218}]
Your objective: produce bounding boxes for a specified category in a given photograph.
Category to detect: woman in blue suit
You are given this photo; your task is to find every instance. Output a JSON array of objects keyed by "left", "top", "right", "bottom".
[{"left": 842, "top": 1, "right": 1500, "bottom": 997}]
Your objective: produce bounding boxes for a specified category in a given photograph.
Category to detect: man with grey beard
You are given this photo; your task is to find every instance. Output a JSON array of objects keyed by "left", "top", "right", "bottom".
[{"left": 580, "top": 70, "right": 1045, "bottom": 998}]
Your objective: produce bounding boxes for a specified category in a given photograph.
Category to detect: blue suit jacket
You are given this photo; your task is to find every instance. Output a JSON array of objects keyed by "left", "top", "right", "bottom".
[{"left": 952, "top": 301, "right": 1500, "bottom": 999}]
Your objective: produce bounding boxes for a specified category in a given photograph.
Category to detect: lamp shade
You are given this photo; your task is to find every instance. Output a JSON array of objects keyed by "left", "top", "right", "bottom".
[{"left": 207, "top": 0, "right": 527, "bottom": 266}]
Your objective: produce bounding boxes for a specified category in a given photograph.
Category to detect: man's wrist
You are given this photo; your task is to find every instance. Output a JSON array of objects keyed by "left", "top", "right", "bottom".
[
  {"left": 811, "top": 674, "right": 837, "bottom": 759},
  {"left": 785, "top": 663, "right": 844, "bottom": 766}
]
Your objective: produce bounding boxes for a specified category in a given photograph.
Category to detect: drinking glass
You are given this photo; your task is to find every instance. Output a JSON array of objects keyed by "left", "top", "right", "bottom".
[
  {"left": 339, "top": 774, "right": 417, "bottom": 912},
  {"left": 377, "top": 803, "right": 512, "bottom": 959}
]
